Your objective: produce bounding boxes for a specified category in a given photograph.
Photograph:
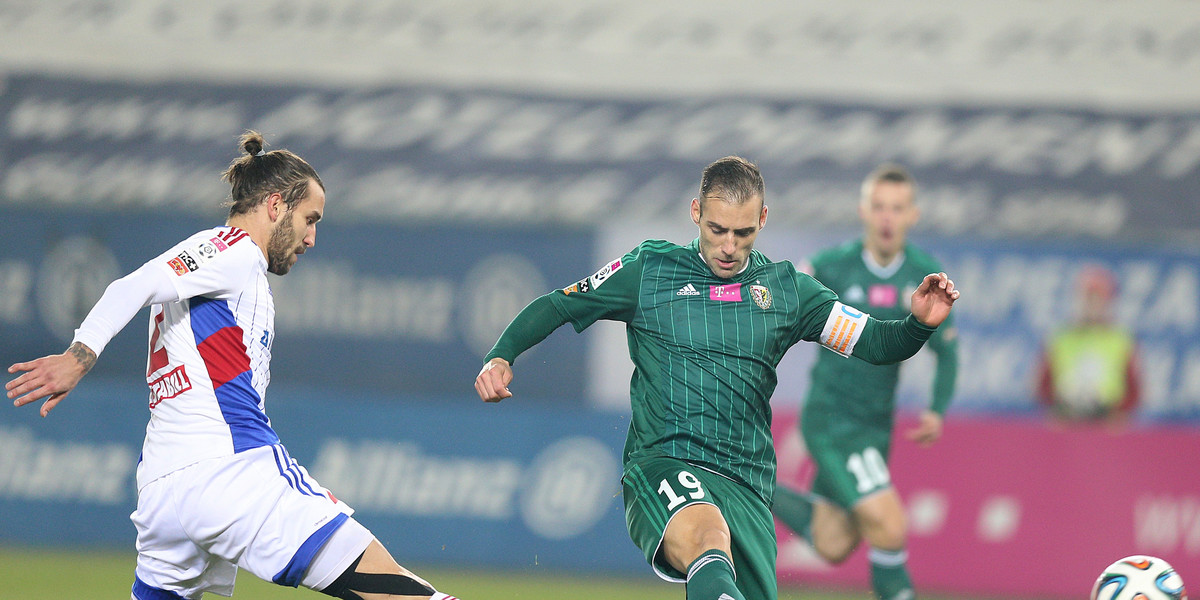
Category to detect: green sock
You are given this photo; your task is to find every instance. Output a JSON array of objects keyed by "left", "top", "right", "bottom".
[
  {"left": 685, "top": 549, "right": 745, "bottom": 600},
  {"left": 771, "top": 485, "right": 814, "bottom": 543},
  {"left": 868, "top": 547, "right": 915, "bottom": 600}
]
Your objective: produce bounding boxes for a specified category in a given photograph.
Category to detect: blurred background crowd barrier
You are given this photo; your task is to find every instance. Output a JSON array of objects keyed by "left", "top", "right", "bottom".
[{"left": 1, "top": 1, "right": 1197, "bottom": 598}]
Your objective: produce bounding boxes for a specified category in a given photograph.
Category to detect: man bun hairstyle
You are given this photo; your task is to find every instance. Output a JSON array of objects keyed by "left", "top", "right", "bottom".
[
  {"left": 699, "top": 156, "right": 765, "bottom": 212},
  {"left": 222, "top": 130, "right": 324, "bottom": 216}
]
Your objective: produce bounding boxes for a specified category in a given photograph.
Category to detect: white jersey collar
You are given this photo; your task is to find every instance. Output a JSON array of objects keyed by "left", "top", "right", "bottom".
[{"left": 862, "top": 247, "right": 906, "bottom": 279}]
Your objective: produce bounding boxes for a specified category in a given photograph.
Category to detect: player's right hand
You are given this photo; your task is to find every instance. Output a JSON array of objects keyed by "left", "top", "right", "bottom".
[{"left": 475, "top": 357, "right": 514, "bottom": 402}]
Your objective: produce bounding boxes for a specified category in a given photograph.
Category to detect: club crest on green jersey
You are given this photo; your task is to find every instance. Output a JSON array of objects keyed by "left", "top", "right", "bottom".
[{"left": 750, "top": 284, "right": 772, "bottom": 309}]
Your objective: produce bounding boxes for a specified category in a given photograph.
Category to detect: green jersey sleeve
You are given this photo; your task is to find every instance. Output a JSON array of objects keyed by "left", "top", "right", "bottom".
[
  {"left": 548, "top": 246, "right": 644, "bottom": 332},
  {"left": 853, "top": 315, "right": 937, "bottom": 364},
  {"left": 483, "top": 294, "right": 571, "bottom": 365}
]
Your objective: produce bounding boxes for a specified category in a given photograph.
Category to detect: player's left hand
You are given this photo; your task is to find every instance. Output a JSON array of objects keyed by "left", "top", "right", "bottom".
[
  {"left": 7, "top": 346, "right": 93, "bottom": 417},
  {"left": 910, "top": 272, "right": 959, "bottom": 327},
  {"left": 904, "top": 410, "right": 944, "bottom": 447}
]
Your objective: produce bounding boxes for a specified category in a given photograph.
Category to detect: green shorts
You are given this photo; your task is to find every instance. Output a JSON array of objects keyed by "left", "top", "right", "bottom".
[
  {"left": 801, "top": 407, "right": 894, "bottom": 509},
  {"left": 622, "top": 455, "right": 777, "bottom": 600}
]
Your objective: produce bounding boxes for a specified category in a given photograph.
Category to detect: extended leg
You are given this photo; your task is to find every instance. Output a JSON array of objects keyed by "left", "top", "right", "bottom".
[
  {"left": 853, "top": 489, "right": 913, "bottom": 600},
  {"left": 320, "top": 539, "right": 457, "bottom": 600}
]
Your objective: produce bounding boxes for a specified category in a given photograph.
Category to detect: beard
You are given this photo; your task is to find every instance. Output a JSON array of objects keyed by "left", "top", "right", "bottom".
[{"left": 266, "top": 214, "right": 298, "bottom": 275}]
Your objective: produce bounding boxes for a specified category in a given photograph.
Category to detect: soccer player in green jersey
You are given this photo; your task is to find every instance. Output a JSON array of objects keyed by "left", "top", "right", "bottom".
[
  {"left": 474, "top": 157, "right": 959, "bottom": 600},
  {"left": 772, "top": 164, "right": 959, "bottom": 600}
]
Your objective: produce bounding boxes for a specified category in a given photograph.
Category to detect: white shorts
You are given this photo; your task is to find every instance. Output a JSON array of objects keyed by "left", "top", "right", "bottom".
[{"left": 130, "top": 444, "right": 374, "bottom": 599}]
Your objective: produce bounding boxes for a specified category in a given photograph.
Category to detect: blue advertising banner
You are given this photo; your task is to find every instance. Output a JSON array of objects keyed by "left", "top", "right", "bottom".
[
  {"left": 910, "top": 237, "right": 1200, "bottom": 420},
  {"left": 1, "top": 73, "right": 1197, "bottom": 243},
  {"left": 0, "top": 205, "right": 593, "bottom": 399},
  {"left": 0, "top": 383, "right": 648, "bottom": 574}
]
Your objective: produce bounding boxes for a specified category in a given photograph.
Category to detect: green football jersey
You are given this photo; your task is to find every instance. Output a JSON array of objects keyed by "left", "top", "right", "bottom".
[
  {"left": 805, "top": 239, "right": 956, "bottom": 422},
  {"left": 549, "top": 239, "right": 846, "bottom": 502}
]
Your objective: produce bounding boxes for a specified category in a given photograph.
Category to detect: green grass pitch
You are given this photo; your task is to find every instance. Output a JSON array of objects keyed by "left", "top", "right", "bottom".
[{"left": 0, "top": 545, "right": 893, "bottom": 599}]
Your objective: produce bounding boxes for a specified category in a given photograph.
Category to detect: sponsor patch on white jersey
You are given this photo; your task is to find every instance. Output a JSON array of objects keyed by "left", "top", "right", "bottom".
[
  {"left": 148, "top": 365, "right": 192, "bottom": 408},
  {"left": 820, "top": 301, "right": 870, "bottom": 357}
]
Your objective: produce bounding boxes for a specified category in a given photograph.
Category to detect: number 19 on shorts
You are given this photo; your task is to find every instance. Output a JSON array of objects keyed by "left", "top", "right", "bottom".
[{"left": 657, "top": 471, "right": 706, "bottom": 510}]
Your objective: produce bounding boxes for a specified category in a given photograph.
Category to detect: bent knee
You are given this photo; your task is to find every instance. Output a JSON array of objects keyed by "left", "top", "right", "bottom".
[
  {"left": 662, "top": 504, "right": 732, "bottom": 570},
  {"left": 697, "top": 530, "right": 731, "bottom": 560},
  {"left": 812, "top": 535, "right": 858, "bottom": 564},
  {"left": 858, "top": 515, "right": 907, "bottom": 550}
]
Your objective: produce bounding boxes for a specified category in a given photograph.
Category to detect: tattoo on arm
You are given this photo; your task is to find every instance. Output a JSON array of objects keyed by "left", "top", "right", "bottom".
[{"left": 67, "top": 342, "right": 97, "bottom": 373}]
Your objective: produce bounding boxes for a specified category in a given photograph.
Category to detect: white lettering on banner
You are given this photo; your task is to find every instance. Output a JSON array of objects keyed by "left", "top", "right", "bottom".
[
  {"left": 1135, "top": 495, "right": 1200, "bottom": 556},
  {"left": 3, "top": 153, "right": 225, "bottom": 210},
  {"left": 311, "top": 436, "right": 618, "bottom": 539},
  {"left": 906, "top": 489, "right": 949, "bottom": 537},
  {"left": 521, "top": 437, "right": 620, "bottom": 540},
  {"left": 9, "top": 96, "right": 245, "bottom": 143},
  {"left": 1181, "top": 349, "right": 1200, "bottom": 405},
  {"left": 1162, "top": 124, "right": 1200, "bottom": 178},
  {"left": 1139, "top": 345, "right": 1176, "bottom": 413},
  {"left": 1148, "top": 264, "right": 1200, "bottom": 332},
  {"left": 951, "top": 254, "right": 1200, "bottom": 336},
  {"left": 312, "top": 441, "right": 520, "bottom": 518},
  {"left": 0, "top": 261, "right": 32, "bottom": 323},
  {"left": 977, "top": 496, "right": 1021, "bottom": 543},
  {"left": 272, "top": 264, "right": 453, "bottom": 341},
  {"left": 951, "top": 255, "right": 1072, "bottom": 330},
  {"left": 0, "top": 427, "right": 134, "bottom": 504},
  {"left": 7, "top": 89, "right": 1200, "bottom": 179},
  {"left": 996, "top": 193, "right": 1126, "bottom": 237},
  {"left": 340, "top": 164, "right": 624, "bottom": 223},
  {"left": 2, "top": 88, "right": 1196, "bottom": 237}
]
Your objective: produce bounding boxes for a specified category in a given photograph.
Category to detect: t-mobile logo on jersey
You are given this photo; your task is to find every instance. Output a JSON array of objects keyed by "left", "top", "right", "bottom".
[
  {"left": 868, "top": 284, "right": 898, "bottom": 307},
  {"left": 709, "top": 283, "right": 742, "bottom": 302}
]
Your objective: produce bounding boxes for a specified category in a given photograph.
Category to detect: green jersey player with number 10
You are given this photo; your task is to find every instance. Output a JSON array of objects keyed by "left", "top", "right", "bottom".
[
  {"left": 474, "top": 157, "right": 960, "bottom": 600},
  {"left": 773, "top": 164, "right": 959, "bottom": 600}
]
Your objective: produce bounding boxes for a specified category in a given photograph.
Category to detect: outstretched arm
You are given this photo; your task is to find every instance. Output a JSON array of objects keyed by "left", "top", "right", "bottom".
[
  {"left": 475, "top": 293, "right": 571, "bottom": 402},
  {"left": 7, "top": 342, "right": 97, "bottom": 417},
  {"left": 6, "top": 261, "right": 177, "bottom": 417}
]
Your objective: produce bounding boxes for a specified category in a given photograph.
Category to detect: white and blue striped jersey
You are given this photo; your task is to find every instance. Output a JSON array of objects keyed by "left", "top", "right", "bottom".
[{"left": 136, "top": 226, "right": 279, "bottom": 489}]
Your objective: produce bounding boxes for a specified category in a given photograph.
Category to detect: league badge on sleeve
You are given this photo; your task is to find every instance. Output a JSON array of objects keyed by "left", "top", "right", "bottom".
[
  {"left": 167, "top": 256, "right": 190, "bottom": 276},
  {"left": 589, "top": 258, "right": 623, "bottom": 289}
]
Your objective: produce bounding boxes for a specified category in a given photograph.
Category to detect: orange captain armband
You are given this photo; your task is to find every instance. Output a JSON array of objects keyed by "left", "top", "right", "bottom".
[{"left": 820, "top": 301, "right": 870, "bottom": 357}]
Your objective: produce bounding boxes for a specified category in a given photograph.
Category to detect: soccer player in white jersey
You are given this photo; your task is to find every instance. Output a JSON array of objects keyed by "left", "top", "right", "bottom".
[{"left": 6, "top": 132, "right": 460, "bottom": 600}]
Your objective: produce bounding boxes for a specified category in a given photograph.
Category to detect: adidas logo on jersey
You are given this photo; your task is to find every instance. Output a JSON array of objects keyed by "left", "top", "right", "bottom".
[{"left": 677, "top": 283, "right": 701, "bottom": 296}]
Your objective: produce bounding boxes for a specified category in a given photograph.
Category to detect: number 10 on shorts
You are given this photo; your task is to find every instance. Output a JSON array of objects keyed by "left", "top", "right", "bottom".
[
  {"left": 658, "top": 471, "right": 706, "bottom": 510},
  {"left": 847, "top": 447, "right": 890, "bottom": 494}
]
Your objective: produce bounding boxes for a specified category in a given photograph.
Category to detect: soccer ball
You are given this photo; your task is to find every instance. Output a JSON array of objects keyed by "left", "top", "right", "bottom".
[{"left": 1091, "top": 555, "right": 1188, "bottom": 600}]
